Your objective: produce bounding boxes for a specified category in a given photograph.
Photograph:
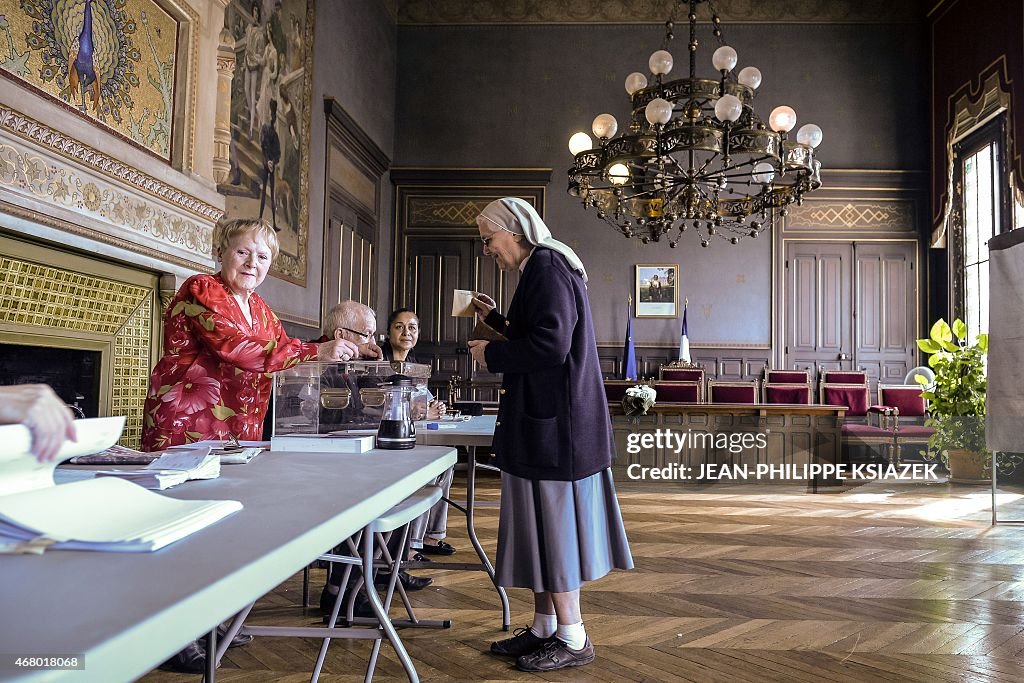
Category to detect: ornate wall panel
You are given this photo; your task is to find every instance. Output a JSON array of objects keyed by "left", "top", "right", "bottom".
[{"left": 786, "top": 200, "right": 917, "bottom": 232}]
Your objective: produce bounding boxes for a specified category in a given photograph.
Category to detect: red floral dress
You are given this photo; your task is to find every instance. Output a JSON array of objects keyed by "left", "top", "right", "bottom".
[{"left": 141, "top": 274, "right": 319, "bottom": 451}]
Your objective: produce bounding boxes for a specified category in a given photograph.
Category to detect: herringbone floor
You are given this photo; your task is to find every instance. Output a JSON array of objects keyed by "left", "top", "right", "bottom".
[{"left": 142, "top": 472, "right": 1024, "bottom": 682}]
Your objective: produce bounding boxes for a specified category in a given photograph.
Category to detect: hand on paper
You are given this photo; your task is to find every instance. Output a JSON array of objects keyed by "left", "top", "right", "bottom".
[
  {"left": 0, "top": 384, "right": 77, "bottom": 462},
  {"left": 318, "top": 338, "right": 361, "bottom": 362},
  {"left": 471, "top": 293, "right": 496, "bottom": 320},
  {"left": 467, "top": 340, "right": 489, "bottom": 370}
]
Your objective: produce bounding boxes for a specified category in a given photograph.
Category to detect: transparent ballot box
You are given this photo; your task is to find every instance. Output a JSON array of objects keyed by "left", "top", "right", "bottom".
[{"left": 272, "top": 360, "right": 431, "bottom": 435}]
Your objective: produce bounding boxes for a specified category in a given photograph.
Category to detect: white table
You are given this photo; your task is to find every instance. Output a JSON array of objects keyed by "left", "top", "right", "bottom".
[
  {"left": 0, "top": 445, "right": 457, "bottom": 682},
  {"left": 414, "top": 416, "right": 510, "bottom": 630}
]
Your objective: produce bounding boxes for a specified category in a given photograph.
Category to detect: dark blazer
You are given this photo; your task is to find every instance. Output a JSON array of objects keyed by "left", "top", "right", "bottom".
[{"left": 483, "top": 247, "right": 614, "bottom": 481}]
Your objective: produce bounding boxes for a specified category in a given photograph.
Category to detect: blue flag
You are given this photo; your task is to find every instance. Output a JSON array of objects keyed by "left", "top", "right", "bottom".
[
  {"left": 622, "top": 312, "right": 638, "bottom": 380},
  {"left": 679, "top": 301, "right": 691, "bottom": 362}
]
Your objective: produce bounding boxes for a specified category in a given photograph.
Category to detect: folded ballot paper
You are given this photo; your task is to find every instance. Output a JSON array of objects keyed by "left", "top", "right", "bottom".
[
  {"left": 95, "top": 448, "right": 220, "bottom": 490},
  {"left": 0, "top": 417, "right": 242, "bottom": 553}
]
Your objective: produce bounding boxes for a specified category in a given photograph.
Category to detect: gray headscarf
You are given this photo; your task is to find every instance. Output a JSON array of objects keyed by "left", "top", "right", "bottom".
[{"left": 476, "top": 197, "right": 588, "bottom": 283}]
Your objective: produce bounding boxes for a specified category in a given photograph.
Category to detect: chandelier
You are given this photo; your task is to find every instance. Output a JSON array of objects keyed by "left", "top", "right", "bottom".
[{"left": 567, "top": 0, "right": 823, "bottom": 246}]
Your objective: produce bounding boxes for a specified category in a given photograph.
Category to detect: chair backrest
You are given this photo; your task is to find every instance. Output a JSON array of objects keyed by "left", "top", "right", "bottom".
[
  {"left": 903, "top": 366, "right": 935, "bottom": 386},
  {"left": 653, "top": 381, "right": 703, "bottom": 403},
  {"left": 765, "top": 369, "right": 811, "bottom": 384},
  {"left": 821, "top": 383, "right": 870, "bottom": 416},
  {"left": 708, "top": 380, "right": 759, "bottom": 404},
  {"left": 603, "top": 380, "right": 634, "bottom": 403},
  {"left": 660, "top": 367, "right": 705, "bottom": 384},
  {"left": 822, "top": 370, "right": 868, "bottom": 385},
  {"left": 878, "top": 384, "right": 927, "bottom": 417},
  {"left": 763, "top": 383, "right": 812, "bottom": 405}
]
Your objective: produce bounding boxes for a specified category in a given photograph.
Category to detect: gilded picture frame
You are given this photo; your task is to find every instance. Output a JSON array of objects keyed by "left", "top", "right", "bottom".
[{"left": 635, "top": 264, "right": 678, "bottom": 318}]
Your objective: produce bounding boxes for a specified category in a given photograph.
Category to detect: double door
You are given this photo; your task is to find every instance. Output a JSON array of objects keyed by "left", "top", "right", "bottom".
[{"left": 784, "top": 240, "right": 918, "bottom": 389}]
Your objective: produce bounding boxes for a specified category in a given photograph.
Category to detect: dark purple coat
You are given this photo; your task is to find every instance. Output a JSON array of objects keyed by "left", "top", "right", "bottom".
[{"left": 483, "top": 248, "right": 614, "bottom": 481}]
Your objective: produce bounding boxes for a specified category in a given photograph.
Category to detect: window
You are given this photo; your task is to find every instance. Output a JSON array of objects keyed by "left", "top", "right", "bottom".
[{"left": 953, "top": 117, "right": 1012, "bottom": 342}]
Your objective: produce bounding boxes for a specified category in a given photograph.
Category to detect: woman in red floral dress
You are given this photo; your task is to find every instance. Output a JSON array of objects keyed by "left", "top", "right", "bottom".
[{"left": 142, "top": 218, "right": 358, "bottom": 451}]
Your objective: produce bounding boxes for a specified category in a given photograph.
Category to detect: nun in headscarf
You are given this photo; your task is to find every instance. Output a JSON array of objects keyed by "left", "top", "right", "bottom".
[{"left": 468, "top": 197, "right": 633, "bottom": 673}]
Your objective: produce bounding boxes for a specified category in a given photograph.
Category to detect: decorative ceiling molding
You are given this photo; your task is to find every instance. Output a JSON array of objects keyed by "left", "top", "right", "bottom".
[{"left": 397, "top": 0, "right": 927, "bottom": 25}]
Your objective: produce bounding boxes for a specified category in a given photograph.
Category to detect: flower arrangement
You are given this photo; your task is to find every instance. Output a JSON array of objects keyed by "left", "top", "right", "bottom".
[{"left": 622, "top": 384, "right": 657, "bottom": 419}]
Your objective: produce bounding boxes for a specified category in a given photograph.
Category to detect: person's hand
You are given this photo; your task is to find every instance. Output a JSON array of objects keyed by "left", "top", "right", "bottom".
[
  {"left": 359, "top": 340, "right": 383, "bottom": 360},
  {"left": 467, "top": 340, "right": 489, "bottom": 370},
  {"left": 471, "top": 293, "right": 496, "bottom": 320},
  {"left": 0, "top": 384, "right": 77, "bottom": 463},
  {"left": 426, "top": 400, "right": 447, "bottom": 420},
  {"left": 318, "top": 338, "right": 360, "bottom": 361}
]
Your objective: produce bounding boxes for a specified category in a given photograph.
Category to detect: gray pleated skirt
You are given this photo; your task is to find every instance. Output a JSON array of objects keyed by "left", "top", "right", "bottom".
[{"left": 495, "top": 468, "right": 634, "bottom": 593}]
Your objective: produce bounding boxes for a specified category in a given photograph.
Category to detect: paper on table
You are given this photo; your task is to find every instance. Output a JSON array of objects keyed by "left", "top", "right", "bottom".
[
  {"left": 0, "top": 417, "right": 125, "bottom": 497},
  {"left": 452, "top": 289, "right": 477, "bottom": 317}
]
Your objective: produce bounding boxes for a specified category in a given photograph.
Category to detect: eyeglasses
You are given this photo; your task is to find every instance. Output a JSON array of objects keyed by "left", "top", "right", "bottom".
[
  {"left": 338, "top": 327, "right": 374, "bottom": 341},
  {"left": 479, "top": 226, "right": 517, "bottom": 246}
]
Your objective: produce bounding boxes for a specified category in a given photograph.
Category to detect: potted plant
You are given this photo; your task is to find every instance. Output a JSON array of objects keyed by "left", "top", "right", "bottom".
[{"left": 915, "top": 318, "right": 989, "bottom": 482}]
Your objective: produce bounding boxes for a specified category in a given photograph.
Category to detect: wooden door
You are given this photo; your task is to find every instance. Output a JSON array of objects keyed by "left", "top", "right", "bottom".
[
  {"left": 785, "top": 241, "right": 917, "bottom": 390},
  {"left": 785, "top": 242, "right": 854, "bottom": 377}
]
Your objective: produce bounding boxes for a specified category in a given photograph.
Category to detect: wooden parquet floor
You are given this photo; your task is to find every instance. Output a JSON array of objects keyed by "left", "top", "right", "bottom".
[{"left": 140, "top": 473, "right": 1024, "bottom": 682}]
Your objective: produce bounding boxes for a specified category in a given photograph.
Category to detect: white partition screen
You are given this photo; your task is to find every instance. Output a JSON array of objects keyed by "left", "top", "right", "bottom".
[{"left": 986, "top": 228, "right": 1024, "bottom": 452}]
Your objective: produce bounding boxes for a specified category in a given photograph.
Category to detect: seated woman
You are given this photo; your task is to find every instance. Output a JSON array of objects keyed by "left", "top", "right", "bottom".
[
  {"left": 382, "top": 308, "right": 456, "bottom": 556},
  {"left": 142, "top": 217, "right": 355, "bottom": 451},
  {"left": 142, "top": 217, "right": 356, "bottom": 673}
]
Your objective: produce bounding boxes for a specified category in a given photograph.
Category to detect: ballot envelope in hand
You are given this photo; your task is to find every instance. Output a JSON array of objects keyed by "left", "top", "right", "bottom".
[{"left": 469, "top": 319, "right": 507, "bottom": 342}]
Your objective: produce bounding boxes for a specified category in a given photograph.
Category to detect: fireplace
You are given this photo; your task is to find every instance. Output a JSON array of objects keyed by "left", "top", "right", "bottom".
[{"left": 0, "top": 235, "right": 160, "bottom": 447}]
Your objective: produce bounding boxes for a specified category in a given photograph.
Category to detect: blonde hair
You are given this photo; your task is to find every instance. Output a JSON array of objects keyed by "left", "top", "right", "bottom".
[{"left": 214, "top": 217, "right": 280, "bottom": 260}]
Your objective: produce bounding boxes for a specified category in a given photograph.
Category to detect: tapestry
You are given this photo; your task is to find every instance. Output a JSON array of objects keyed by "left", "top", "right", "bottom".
[
  {"left": 0, "top": 0, "right": 179, "bottom": 160},
  {"left": 220, "top": 0, "right": 313, "bottom": 286}
]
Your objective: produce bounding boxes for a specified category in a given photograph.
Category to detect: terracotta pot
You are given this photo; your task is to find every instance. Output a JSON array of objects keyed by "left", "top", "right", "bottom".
[{"left": 946, "top": 448, "right": 991, "bottom": 484}]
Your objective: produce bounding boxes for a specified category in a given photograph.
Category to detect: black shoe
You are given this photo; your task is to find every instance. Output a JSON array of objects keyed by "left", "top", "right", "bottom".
[
  {"left": 376, "top": 570, "right": 432, "bottom": 591},
  {"left": 216, "top": 624, "right": 253, "bottom": 649},
  {"left": 489, "top": 627, "right": 551, "bottom": 657},
  {"left": 158, "top": 642, "right": 208, "bottom": 674},
  {"left": 410, "top": 552, "right": 432, "bottom": 562},
  {"left": 516, "top": 638, "right": 595, "bottom": 672},
  {"left": 320, "top": 587, "right": 375, "bottom": 624},
  {"left": 420, "top": 539, "right": 456, "bottom": 556}
]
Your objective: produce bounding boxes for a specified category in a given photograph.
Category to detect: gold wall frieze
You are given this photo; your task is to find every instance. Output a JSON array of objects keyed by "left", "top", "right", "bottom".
[
  {"left": 0, "top": 105, "right": 222, "bottom": 222},
  {"left": 0, "top": 132, "right": 215, "bottom": 262},
  {"left": 407, "top": 197, "right": 497, "bottom": 227},
  {"left": 397, "top": 0, "right": 924, "bottom": 25},
  {"left": 785, "top": 200, "right": 916, "bottom": 230}
]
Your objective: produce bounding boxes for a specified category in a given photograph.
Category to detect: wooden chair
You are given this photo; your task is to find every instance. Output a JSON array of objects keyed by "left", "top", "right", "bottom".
[
  {"left": 821, "top": 382, "right": 895, "bottom": 462},
  {"left": 653, "top": 380, "right": 703, "bottom": 403},
  {"left": 763, "top": 383, "right": 813, "bottom": 405},
  {"left": 604, "top": 379, "right": 637, "bottom": 403},
  {"left": 707, "top": 379, "right": 759, "bottom": 404},
  {"left": 878, "top": 384, "right": 932, "bottom": 464}
]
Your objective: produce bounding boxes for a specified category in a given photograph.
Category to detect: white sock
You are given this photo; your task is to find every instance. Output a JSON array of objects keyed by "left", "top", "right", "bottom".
[
  {"left": 556, "top": 621, "right": 586, "bottom": 650},
  {"left": 530, "top": 612, "right": 557, "bottom": 638}
]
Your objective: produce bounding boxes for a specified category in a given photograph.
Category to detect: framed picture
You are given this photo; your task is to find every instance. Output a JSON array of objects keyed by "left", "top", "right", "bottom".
[{"left": 635, "top": 264, "right": 678, "bottom": 318}]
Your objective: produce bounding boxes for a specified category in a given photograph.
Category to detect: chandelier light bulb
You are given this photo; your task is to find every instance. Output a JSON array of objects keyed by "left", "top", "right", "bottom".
[
  {"left": 568, "top": 131, "right": 593, "bottom": 156},
  {"left": 737, "top": 66, "right": 762, "bottom": 89},
  {"left": 645, "top": 97, "right": 673, "bottom": 125},
  {"left": 796, "top": 123, "right": 823, "bottom": 148},
  {"left": 608, "top": 163, "right": 630, "bottom": 185},
  {"left": 648, "top": 50, "right": 674, "bottom": 76},
  {"left": 624, "top": 71, "right": 648, "bottom": 96},
  {"left": 769, "top": 105, "right": 797, "bottom": 133},
  {"left": 592, "top": 113, "right": 618, "bottom": 139},
  {"left": 751, "top": 162, "right": 776, "bottom": 185},
  {"left": 714, "top": 94, "right": 743, "bottom": 122},
  {"left": 711, "top": 45, "right": 738, "bottom": 72}
]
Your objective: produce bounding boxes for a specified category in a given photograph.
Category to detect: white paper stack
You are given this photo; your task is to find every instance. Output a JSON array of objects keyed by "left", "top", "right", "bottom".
[
  {"left": 96, "top": 448, "right": 220, "bottom": 490},
  {"left": 0, "top": 417, "right": 242, "bottom": 553}
]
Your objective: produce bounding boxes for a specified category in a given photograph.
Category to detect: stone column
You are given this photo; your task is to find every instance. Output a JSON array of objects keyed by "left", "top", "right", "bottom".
[{"left": 213, "top": 25, "right": 236, "bottom": 186}]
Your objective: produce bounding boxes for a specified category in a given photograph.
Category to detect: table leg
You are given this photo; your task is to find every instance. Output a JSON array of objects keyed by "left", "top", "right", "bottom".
[
  {"left": 361, "top": 529, "right": 419, "bottom": 683},
  {"left": 204, "top": 628, "right": 216, "bottom": 682},
  {"left": 466, "top": 448, "right": 511, "bottom": 631}
]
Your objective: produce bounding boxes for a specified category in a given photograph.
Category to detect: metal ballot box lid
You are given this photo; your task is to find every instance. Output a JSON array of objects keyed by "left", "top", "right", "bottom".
[{"left": 272, "top": 360, "right": 432, "bottom": 436}]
